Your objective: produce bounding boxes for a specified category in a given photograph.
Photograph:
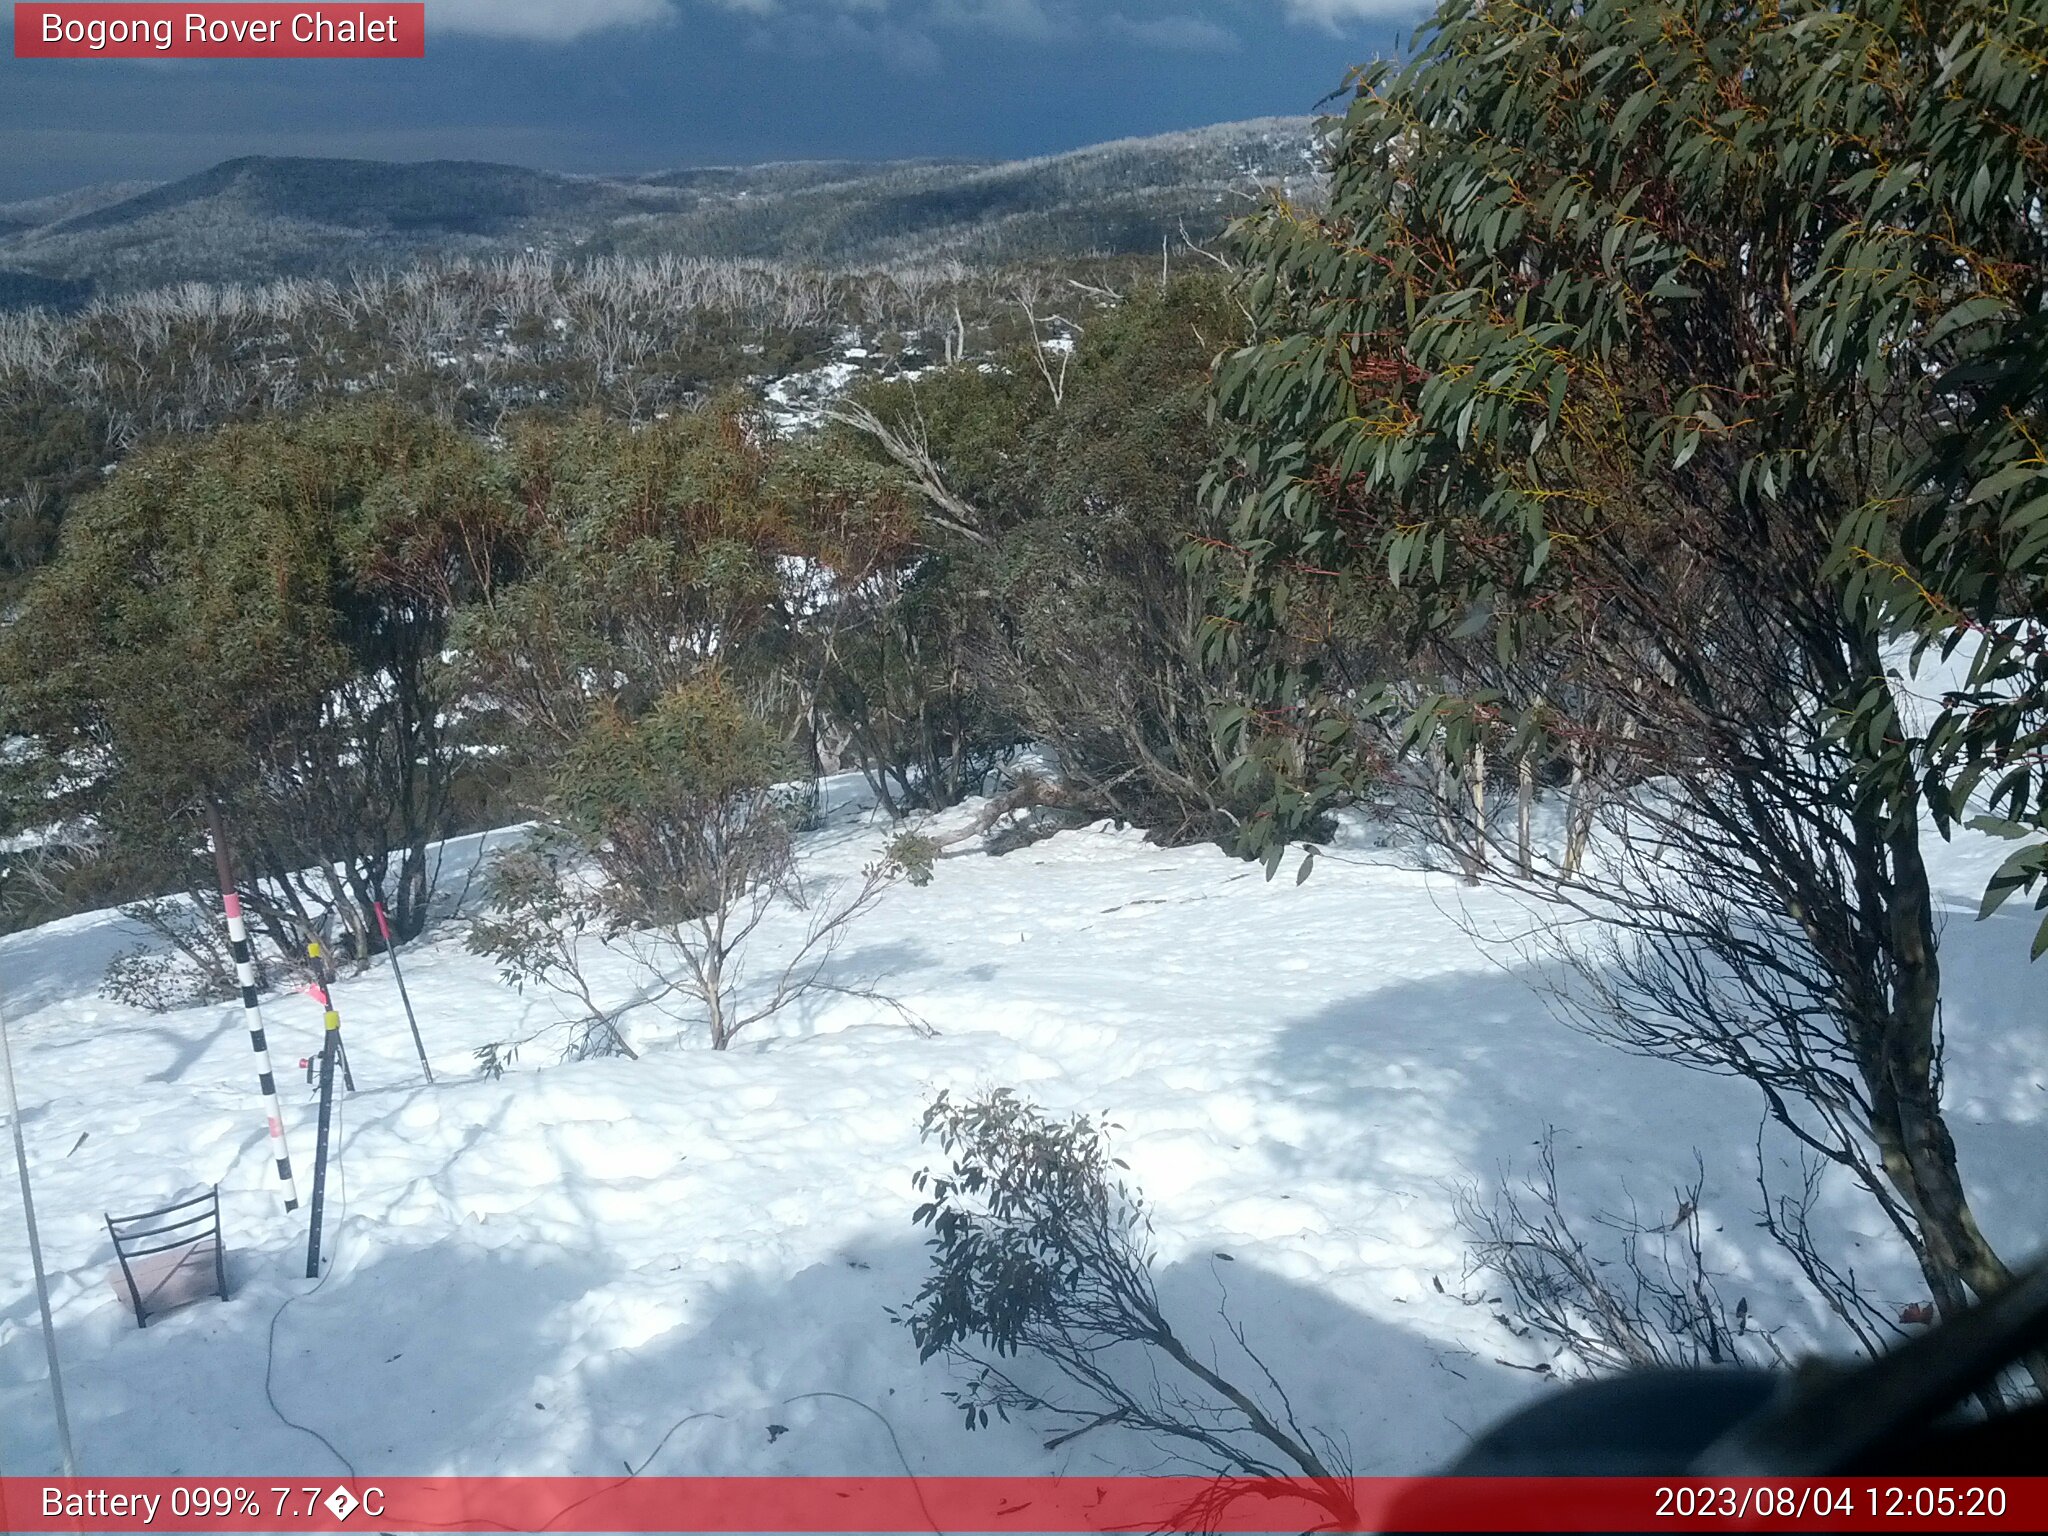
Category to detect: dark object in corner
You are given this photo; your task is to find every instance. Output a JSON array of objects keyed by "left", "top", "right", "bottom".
[{"left": 1442, "top": 1264, "right": 2048, "bottom": 1477}]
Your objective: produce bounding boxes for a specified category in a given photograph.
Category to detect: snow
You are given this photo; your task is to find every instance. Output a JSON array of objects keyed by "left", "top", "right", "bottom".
[
  {"left": 2, "top": 788, "right": 2044, "bottom": 1479},
  {"left": 761, "top": 361, "right": 863, "bottom": 433}
]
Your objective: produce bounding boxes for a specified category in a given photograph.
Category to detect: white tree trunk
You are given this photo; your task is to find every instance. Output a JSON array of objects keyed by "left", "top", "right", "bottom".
[
  {"left": 1518, "top": 747, "right": 1535, "bottom": 880},
  {"left": 1467, "top": 741, "right": 1488, "bottom": 883}
]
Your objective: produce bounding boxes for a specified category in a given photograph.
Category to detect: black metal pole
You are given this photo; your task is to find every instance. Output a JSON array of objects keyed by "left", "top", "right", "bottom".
[
  {"left": 303, "top": 939, "right": 342, "bottom": 1280},
  {"left": 376, "top": 900, "right": 434, "bottom": 1084}
]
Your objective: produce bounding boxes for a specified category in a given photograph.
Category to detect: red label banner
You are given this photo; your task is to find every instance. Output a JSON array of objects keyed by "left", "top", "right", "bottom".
[
  {"left": 13, "top": 4, "right": 424, "bottom": 58},
  {"left": 0, "top": 1477, "right": 2043, "bottom": 1533}
]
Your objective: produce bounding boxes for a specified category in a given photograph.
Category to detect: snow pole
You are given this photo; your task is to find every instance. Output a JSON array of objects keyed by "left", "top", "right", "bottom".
[
  {"left": 319, "top": 865, "right": 363, "bottom": 1093},
  {"left": 375, "top": 900, "right": 434, "bottom": 1084},
  {"left": 303, "top": 938, "right": 343, "bottom": 1280},
  {"left": 1, "top": 987, "right": 78, "bottom": 1475},
  {"left": 206, "top": 804, "right": 300, "bottom": 1214}
]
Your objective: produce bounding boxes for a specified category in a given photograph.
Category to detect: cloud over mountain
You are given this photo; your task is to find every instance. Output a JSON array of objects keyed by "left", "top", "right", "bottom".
[{"left": 425, "top": 0, "right": 1387, "bottom": 46}]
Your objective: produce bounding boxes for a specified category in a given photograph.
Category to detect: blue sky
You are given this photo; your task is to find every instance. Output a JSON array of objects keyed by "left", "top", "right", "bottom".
[{"left": 0, "top": 0, "right": 1425, "bottom": 200}]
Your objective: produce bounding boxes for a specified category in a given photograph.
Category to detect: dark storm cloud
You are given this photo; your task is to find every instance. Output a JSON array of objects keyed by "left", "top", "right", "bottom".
[{"left": 0, "top": 0, "right": 1425, "bottom": 200}]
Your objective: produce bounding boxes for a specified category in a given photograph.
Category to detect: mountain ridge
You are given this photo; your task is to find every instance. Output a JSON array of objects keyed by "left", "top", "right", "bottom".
[{"left": 0, "top": 118, "right": 1320, "bottom": 305}]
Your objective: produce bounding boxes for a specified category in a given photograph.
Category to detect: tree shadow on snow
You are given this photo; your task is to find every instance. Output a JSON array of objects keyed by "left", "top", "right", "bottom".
[
  {"left": 1242, "top": 964, "right": 1859, "bottom": 1344},
  {"left": 1926, "top": 905, "right": 2048, "bottom": 1130},
  {"left": 4, "top": 1227, "right": 1525, "bottom": 1480},
  {"left": 1250, "top": 956, "right": 2047, "bottom": 1352},
  {"left": 1246, "top": 961, "right": 1681, "bottom": 1194},
  {"left": 0, "top": 909, "right": 159, "bottom": 1014},
  {"left": 722, "top": 939, "right": 943, "bottom": 1045}
]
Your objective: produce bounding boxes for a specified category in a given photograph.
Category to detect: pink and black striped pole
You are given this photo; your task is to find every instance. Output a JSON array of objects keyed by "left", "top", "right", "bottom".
[
  {"left": 375, "top": 900, "right": 434, "bottom": 1084},
  {"left": 205, "top": 804, "right": 300, "bottom": 1214}
]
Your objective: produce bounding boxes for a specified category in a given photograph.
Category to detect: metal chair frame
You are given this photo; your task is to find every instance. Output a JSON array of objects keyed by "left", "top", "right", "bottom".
[{"left": 105, "top": 1185, "right": 228, "bottom": 1328}]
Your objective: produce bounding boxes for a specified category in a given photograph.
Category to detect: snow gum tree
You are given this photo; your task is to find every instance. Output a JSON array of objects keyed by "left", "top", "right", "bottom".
[
  {"left": 454, "top": 397, "right": 916, "bottom": 777},
  {"left": 456, "top": 400, "right": 917, "bottom": 1052},
  {"left": 0, "top": 402, "right": 514, "bottom": 952},
  {"left": 832, "top": 276, "right": 1277, "bottom": 841},
  {"left": 1207, "top": 0, "right": 2048, "bottom": 1371}
]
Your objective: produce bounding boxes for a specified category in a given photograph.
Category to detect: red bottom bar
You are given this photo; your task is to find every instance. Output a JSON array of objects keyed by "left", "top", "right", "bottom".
[{"left": 3, "top": 1477, "right": 2044, "bottom": 1533}]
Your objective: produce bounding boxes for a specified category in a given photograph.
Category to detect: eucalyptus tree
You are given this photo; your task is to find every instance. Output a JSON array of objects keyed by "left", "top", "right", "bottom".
[
  {"left": 1208, "top": 0, "right": 2048, "bottom": 1362},
  {"left": 1, "top": 403, "right": 516, "bottom": 952}
]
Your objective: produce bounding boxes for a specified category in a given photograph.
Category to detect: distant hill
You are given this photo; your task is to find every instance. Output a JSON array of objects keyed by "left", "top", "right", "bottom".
[
  {"left": 0, "top": 179, "right": 158, "bottom": 237},
  {"left": 0, "top": 157, "right": 678, "bottom": 298},
  {"left": 0, "top": 119, "right": 1319, "bottom": 305},
  {"left": 593, "top": 120, "right": 1321, "bottom": 266}
]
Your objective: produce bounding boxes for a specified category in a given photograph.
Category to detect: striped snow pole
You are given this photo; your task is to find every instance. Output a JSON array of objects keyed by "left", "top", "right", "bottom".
[
  {"left": 303, "top": 938, "right": 343, "bottom": 1279},
  {"left": 207, "top": 809, "right": 299, "bottom": 1214}
]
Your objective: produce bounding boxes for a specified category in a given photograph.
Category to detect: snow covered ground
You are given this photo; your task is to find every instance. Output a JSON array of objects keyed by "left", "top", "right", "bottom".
[{"left": 2, "top": 785, "right": 2044, "bottom": 1479}]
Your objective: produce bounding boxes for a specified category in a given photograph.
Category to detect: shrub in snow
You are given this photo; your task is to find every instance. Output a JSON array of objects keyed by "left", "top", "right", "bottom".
[
  {"left": 886, "top": 831, "right": 940, "bottom": 887},
  {"left": 806, "top": 554, "right": 1023, "bottom": 818},
  {"left": 466, "top": 827, "right": 633, "bottom": 1065},
  {"left": 1459, "top": 1132, "right": 1794, "bottom": 1378},
  {"left": 471, "top": 681, "right": 910, "bottom": 1058},
  {"left": 900, "top": 1089, "right": 1352, "bottom": 1521},
  {"left": 99, "top": 896, "right": 249, "bottom": 1013},
  {"left": 557, "top": 679, "right": 906, "bottom": 1052}
]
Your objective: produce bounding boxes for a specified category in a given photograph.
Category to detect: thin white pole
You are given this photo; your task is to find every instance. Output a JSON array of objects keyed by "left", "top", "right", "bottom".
[{"left": 0, "top": 990, "right": 78, "bottom": 1475}]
